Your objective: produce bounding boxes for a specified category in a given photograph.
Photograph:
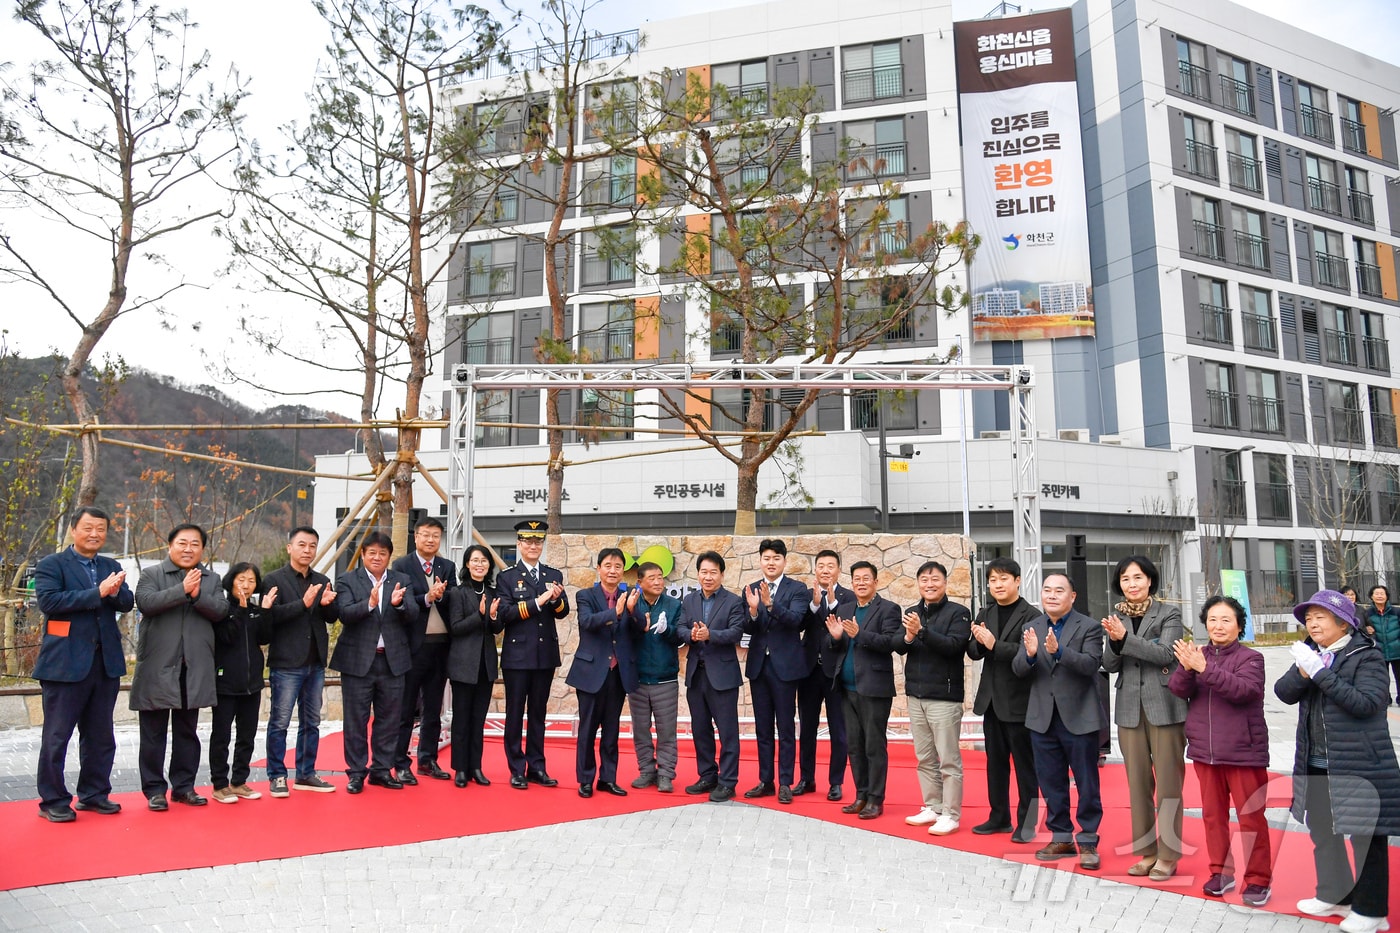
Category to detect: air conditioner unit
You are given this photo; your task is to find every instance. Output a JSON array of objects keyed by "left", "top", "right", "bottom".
[
  {"left": 979, "top": 430, "right": 1010, "bottom": 439},
  {"left": 1058, "top": 428, "right": 1091, "bottom": 442},
  {"left": 1099, "top": 434, "right": 1125, "bottom": 446}
]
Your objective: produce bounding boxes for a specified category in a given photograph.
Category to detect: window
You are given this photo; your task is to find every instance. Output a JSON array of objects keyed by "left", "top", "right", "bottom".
[
  {"left": 710, "top": 211, "right": 769, "bottom": 275},
  {"left": 1176, "top": 39, "right": 1211, "bottom": 102},
  {"left": 581, "top": 155, "right": 636, "bottom": 209},
  {"left": 463, "top": 311, "right": 514, "bottom": 364},
  {"left": 710, "top": 388, "right": 773, "bottom": 432},
  {"left": 465, "top": 240, "right": 516, "bottom": 298},
  {"left": 1255, "top": 452, "right": 1292, "bottom": 521},
  {"left": 851, "top": 387, "right": 917, "bottom": 431},
  {"left": 1346, "top": 166, "right": 1374, "bottom": 225},
  {"left": 712, "top": 60, "right": 769, "bottom": 119},
  {"left": 1257, "top": 541, "right": 1297, "bottom": 611},
  {"left": 1246, "top": 368, "right": 1284, "bottom": 434},
  {"left": 1342, "top": 462, "right": 1371, "bottom": 523},
  {"left": 710, "top": 304, "right": 743, "bottom": 357},
  {"left": 579, "top": 387, "right": 633, "bottom": 440},
  {"left": 580, "top": 227, "right": 635, "bottom": 286},
  {"left": 1361, "top": 311, "right": 1390, "bottom": 373},
  {"left": 1213, "top": 447, "right": 1247, "bottom": 520},
  {"left": 845, "top": 277, "right": 919, "bottom": 345},
  {"left": 715, "top": 132, "right": 800, "bottom": 194},
  {"left": 849, "top": 196, "right": 909, "bottom": 258},
  {"left": 475, "top": 390, "right": 512, "bottom": 447},
  {"left": 1381, "top": 467, "right": 1400, "bottom": 524},
  {"left": 1184, "top": 115, "right": 1218, "bottom": 180},
  {"left": 1199, "top": 277, "right": 1232, "bottom": 344},
  {"left": 1313, "top": 227, "right": 1349, "bottom": 291},
  {"left": 1324, "top": 305, "right": 1356, "bottom": 366},
  {"left": 1231, "top": 206, "right": 1268, "bottom": 269},
  {"left": 1225, "top": 129, "right": 1262, "bottom": 193},
  {"left": 1341, "top": 98, "right": 1367, "bottom": 153},
  {"left": 578, "top": 301, "right": 634, "bottom": 362},
  {"left": 473, "top": 98, "right": 549, "bottom": 154},
  {"left": 1219, "top": 54, "right": 1255, "bottom": 116},
  {"left": 584, "top": 80, "right": 637, "bottom": 140},
  {"left": 1356, "top": 239, "right": 1382, "bottom": 298},
  {"left": 1191, "top": 195, "right": 1224, "bottom": 260},
  {"left": 846, "top": 118, "right": 908, "bottom": 179},
  {"left": 1305, "top": 155, "right": 1342, "bottom": 215},
  {"left": 1298, "top": 82, "right": 1334, "bottom": 144},
  {"left": 1367, "top": 382, "right": 1396, "bottom": 447},
  {"left": 1327, "top": 380, "right": 1364, "bottom": 444},
  {"left": 1240, "top": 286, "right": 1277, "bottom": 351},
  {"left": 844, "top": 41, "right": 903, "bottom": 104},
  {"left": 1206, "top": 362, "right": 1238, "bottom": 429}
]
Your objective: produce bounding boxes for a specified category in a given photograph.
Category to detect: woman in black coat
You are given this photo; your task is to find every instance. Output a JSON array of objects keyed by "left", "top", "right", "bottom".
[
  {"left": 445, "top": 545, "right": 504, "bottom": 788},
  {"left": 1275, "top": 589, "right": 1400, "bottom": 933},
  {"left": 210, "top": 562, "right": 273, "bottom": 804}
]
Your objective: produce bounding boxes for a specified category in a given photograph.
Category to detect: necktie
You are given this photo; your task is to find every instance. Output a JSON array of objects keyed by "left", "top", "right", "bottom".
[
  {"left": 530, "top": 566, "right": 539, "bottom": 584},
  {"left": 423, "top": 560, "right": 432, "bottom": 577}
]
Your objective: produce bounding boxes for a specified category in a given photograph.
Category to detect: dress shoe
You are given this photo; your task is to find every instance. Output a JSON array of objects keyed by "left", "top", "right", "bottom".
[
  {"left": 472, "top": 770, "right": 491, "bottom": 786},
  {"left": 708, "top": 785, "right": 736, "bottom": 802},
  {"left": 631, "top": 772, "right": 658, "bottom": 789},
  {"left": 791, "top": 779, "right": 816, "bottom": 796},
  {"left": 420, "top": 761, "right": 451, "bottom": 781},
  {"left": 172, "top": 791, "right": 207, "bottom": 807},
  {"left": 454, "top": 771, "right": 468, "bottom": 788},
  {"left": 685, "top": 779, "right": 718, "bottom": 795},
  {"left": 396, "top": 767, "right": 419, "bottom": 786},
  {"left": 858, "top": 802, "right": 883, "bottom": 820},
  {"left": 597, "top": 781, "right": 628, "bottom": 797},
  {"left": 510, "top": 774, "right": 529, "bottom": 790},
  {"left": 1148, "top": 859, "right": 1176, "bottom": 881},
  {"left": 657, "top": 775, "right": 673, "bottom": 793},
  {"left": 1078, "top": 845, "right": 1101, "bottom": 870},
  {"left": 1126, "top": 857, "right": 1156, "bottom": 877},
  {"left": 578, "top": 783, "right": 594, "bottom": 798},
  {"left": 972, "top": 820, "right": 1014, "bottom": 835},
  {"left": 826, "top": 784, "right": 843, "bottom": 802},
  {"left": 841, "top": 798, "right": 867, "bottom": 815},
  {"left": 1035, "top": 841, "right": 1078, "bottom": 861},
  {"left": 347, "top": 777, "right": 365, "bottom": 795},
  {"left": 777, "top": 785, "right": 793, "bottom": 804},
  {"left": 743, "top": 782, "right": 775, "bottom": 799},
  {"left": 37, "top": 804, "right": 76, "bottom": 823},
  {"left": 1011, "top": 824, "right": 1036, "bottom": 844},
  {"left": 367, "top": 773, "right": 404, "bottom": 790},
  {"left": 147, "top": 794, "right": 169, "bottom": 811},
  {"left": 527, "top": 769, "right": 558, "bottom": 787},
  {"left": 74, "top": 798, "right": 121, "bottom": 815}
]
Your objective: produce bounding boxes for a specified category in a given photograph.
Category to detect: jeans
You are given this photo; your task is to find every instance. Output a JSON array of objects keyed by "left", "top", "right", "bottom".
[{"left": 266, "top": 665, "right": 324, "bottom": 781}]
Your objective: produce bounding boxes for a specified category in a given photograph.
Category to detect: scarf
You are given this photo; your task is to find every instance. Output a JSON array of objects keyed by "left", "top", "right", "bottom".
[{"left": 1115, "top": 596, "right": 1152, "bottom": 618}]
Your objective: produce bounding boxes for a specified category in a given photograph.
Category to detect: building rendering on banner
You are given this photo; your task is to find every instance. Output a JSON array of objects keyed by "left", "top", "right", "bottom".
[{"left": 312, "top": 0, "right": 1400, "bottom": 625}]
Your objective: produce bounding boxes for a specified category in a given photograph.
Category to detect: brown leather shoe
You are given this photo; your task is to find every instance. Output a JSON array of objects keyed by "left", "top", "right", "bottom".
[
  {"left": 1127, "top": 857, "right": 1156, "bottom": 877},
  {"left": 1035, "top": 841, "right": 1078, "bottom": 861},
  {"left": 857, "top": 801, "right": 883, "bottom": 820},
  {"left": 841, "top": 798, "right": 867, "bottom": 815},
  {"left": 1078, "top": 845, "right": 1101, "bottom": 870}
]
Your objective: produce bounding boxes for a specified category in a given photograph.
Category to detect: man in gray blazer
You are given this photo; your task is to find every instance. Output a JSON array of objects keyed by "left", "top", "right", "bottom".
[{"left": 1012, "top": 572, "right": 1105, "bottom": 869}]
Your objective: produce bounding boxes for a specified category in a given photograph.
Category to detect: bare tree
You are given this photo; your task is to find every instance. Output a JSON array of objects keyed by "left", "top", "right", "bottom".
[
  {"left": 1295, "top": 445, "right": 1382, "bottom": 589},
  {"left": 0, "top": 0, "right": 245, "bottom": 506}
]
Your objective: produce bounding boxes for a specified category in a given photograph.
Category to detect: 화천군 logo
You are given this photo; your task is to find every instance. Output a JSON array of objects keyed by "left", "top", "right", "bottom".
[{"left": 1002, "top": 233, "right": 1020, "bottom": 250}]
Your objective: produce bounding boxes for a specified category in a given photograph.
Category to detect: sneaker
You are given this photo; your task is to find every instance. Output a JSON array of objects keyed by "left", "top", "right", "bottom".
[
  {"left": 631, "top": 772, "right": 657, "bottom": 789},
  {"left": 1201, "top": 874, "right": 1235, "bottom": 897},
  {"left": 294, "top": 775, "right": 336, "bottom": 793},
  {"left": 905, "top": 806, "right": 941, "bottom": 826},
  {"left": 1240, "top": 885, "right": 1271, "bottom": 907},
  {"left": 269, "top": 777, "right": 290, "bottom": 798},
  {"left": 928, "top": 814, "right": 960, "bottom": 836},
  {"left": 211, "top": 786, "right": 239, "bottom": 805},
  {"left": 657, "top": 776, "right": 673, "bottom": 793},
  {"left": 1339, "top": 914, "right": 1389, "bottom": 933},
  {"left": 229, "top": 784, "right": 262, "bottom": 800},
  {"left": 1297, "top": 898, "right": 1351, "bottom": 918}
]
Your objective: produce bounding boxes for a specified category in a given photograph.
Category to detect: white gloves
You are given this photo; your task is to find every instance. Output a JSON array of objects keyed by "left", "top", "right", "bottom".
[
  {"left": 1291, "top": 641, "right": 1325, "bottom": 677},
  {"left": 650, "top": 610, "right": 668, "bottom": 635}
]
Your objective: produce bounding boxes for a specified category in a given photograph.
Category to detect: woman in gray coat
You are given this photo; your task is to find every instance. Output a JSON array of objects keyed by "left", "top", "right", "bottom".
[
  {"left": 1100, "top": 555, "right": 1187, "bottom": 881},
  {"left": 1275, "top": 589, "right": 1400, "bottom": 933}
]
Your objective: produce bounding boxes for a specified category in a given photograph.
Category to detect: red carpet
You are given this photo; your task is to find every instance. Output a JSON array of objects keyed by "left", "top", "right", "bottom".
[{"left": 6, "top": 735, "right": 1400, "bottom": 926}]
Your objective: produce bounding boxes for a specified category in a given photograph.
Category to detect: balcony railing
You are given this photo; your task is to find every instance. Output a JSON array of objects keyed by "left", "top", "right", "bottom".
[
  {"left": 861, "top": 222, "right": 909, "bottom": 258},
  {"left": 1349, "top": 189, "right": 1375, "bottom": 225},
  {"left": 1324, "top": 328, "right": 1357, "bottom": 366},
  {"left": 1316, "top": 252, "right": 1350, "bottom": 290},
  {"left": 464, "top": 337, "right": 514, "bottom": 365},
  {"left": 1331, "top": 406, "right": 1366, "bottom": 445},
  {"left": 1219, "top": 74, "right": 1255, "bottom": 116},
  {"left": 1185, "top": 139, "right": 1219, "bottom": 180},
  {"left": 1241, "top": 311, "right": 1277, "bottom": 352},
  {"left": 1234, "top": 230, "right": 1269, "bottom": 270},
  {"left": 1358, "top": 261, "right": 1383, "bottom": 298},
  {"left": 712, "top": 82, "right": 770, "bottom": 118},
  {"left": 1194, "top": 220, "right": 1225, "bottom": 260},
  {"left": 466, "top": 263, "right": 516, "bottom": 298},
  {"left": 1341, "top": 117, "right": 1367, "bottom": 153},
  {"left": 1257, "top": 481, "right": 1292, "bottom": 521},
  {"left": 1306, "top": 177, "right": 1343, "bottom": 215},
  {"left": 844, "top": 64, "right": 903, "bottom": 104},
  {"left": 1214, "top": 480, "right": 1248, "bottom": 521},
  {"left": 849, "top": 141, "right": 908, "bottom": 179},
  {"left": 1178, "top": 61, "right": 1212, "bottom": 101},
  {"left": 711, "top": 320, "right": 742, "bottom": 356},
  {"left": 1300, "top": 102, "right": 1335, "bottom": 144},
  {"left": 1207, "top": 389, "right": 1239, "bottom": 429},
  {"left": 581, "top": 254, "right": 633, "bottom": 286},
  {"left": 1248, "top": 395, "right": 1285, "bottom": 434},
  {"left": 1382, "top": 491, "right": 1400, "bottom": 523},
  {"left": 1227, "top": 152, "right": 1262, "bottom": 193},
  {"left": 581, "top": 175, "right": 636, "bottom": 208},
  {"left": 1363, "top": 336, "right": 1391, "bottom": 373},
  {"left": 1372, "top": 411, "right": 1398, "bottom": 449},
  {"left": 579, "top": 328, "right": 634, "bottom": 362},
  {"left": 1201, "top": 302, "right": 1232, "bottom": 344},
  {"left": 1257, "top": 570, "right": 1298, "bottom": 611}
]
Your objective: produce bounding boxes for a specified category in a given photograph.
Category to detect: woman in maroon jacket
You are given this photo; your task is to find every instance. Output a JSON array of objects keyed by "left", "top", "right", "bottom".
[{"left": 1168, "top": 595, "right": 1272, "bottom": 907}]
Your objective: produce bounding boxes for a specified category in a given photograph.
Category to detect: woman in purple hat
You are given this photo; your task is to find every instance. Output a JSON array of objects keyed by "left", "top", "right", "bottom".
[{"left": 1275, "top": 589, "right": 1400, "bottom": 933}]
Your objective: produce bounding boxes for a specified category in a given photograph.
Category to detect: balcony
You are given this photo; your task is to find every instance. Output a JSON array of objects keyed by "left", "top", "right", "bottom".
[
  {"left": 1219, "top": 74, "right": 1255, "bottom": 116},
  {"left": 579, "top": 328, "right": 634, "bottom": 362},
  {"left": 1256, "top": 570, "right": 1298, "bottom": 612},
  {"left": 466, "top": 263, "right": 516, "bottom": 299},
  {"left": 711, "top": 318, "right": 743, "bottom": 356},
  {"left": 581, "top": 254, "right": 634, "bottom": 287},
  {"left": 1352, "top": 263, "right": 1383, "bottom": 300},
  {"left": 861, "top": 222, "right": 909, "bottom": 258},
  {"left": 1241, "top": 311, "right": 1277, "bottom": 352},
  {"left": 1372, "top": 411, "right": 1398, "bottom": 449},
  {"left": 1382, "top": 492, "right": 1400, "bottom": 524},
  {"left": 1257, "top": 481, "right": 1292, "bottom": 521},
  {"left": 1214, "top": 479, "right": 1248, "bottom": 521},
  {"left": 1300, "top": 102, "right": 1335, "bottom": 144},
  {"left": 1324, "top": 328, "right": 1358, "bottom": 366},
  {"left": 1207, "top": 389, "right": 1239, "bottom": 429},
  {"left": 1194, "top": 220, "right": 1225, "bottom": 260},
  {"left": 1200, "top": 302, "right": 1233, "bottom": 344},
  {"left": 1315, "top": 252, "right": 1350, "bottom": 291},
  {"left": 464, "top": 337, "right": 514, "bottom": 365},
  {"left": 479, "top": 119, "right": 523, "bottom": 154},
  {"left": 848, "top": 142, "right": 908, "bottom": 179},
  {"left": 1234, "top": 231, "right": 1269, "bottom": 270},
  {"left": 581, "top": 175, "right": 636, "bottom": 209},
  {"left": 1306, "top": 177, "right": 1343, "bottom": 216},
  {"left": 1349, "top": 189, "right": 1375, "bottom": 225},
  {"left": 1248, "top": 395, "right": 1285, "bottom": 434},
  {"left": 1341, "top": 117, "right": 1367, "bottom": 153},
  {"left": 844, "top": 65, "right": 903, "bottom": 104},
  {"left": 1227, "top": 152, "right": 1262, "bottom": 193},
  {"left": 1331, "top": 406, "right": 1366, "bottom": 445},
  {"left": 713, "top": 82, "right": 770, "bottom": 119},
  {"left": 1178, "top": 61, "right": 1212, "bottom": 102},
  {"left": 1363, "top": 336, "right": 1391, "bottom": 373},
  {"left": 1185, "top": 139, "right": 1219, "bottom": 180}
]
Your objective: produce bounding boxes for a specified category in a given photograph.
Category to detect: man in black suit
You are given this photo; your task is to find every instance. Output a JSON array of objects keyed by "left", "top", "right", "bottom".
[
  {"left": 494, "top": 518, "right": 570, "bottom": 789},
  {"left": 332, "top": 532, "right": 420, "bottom": 794},
  {"left": 32, "top": 506, "right": 134, "bottom": 822},
  {"left": 796, "top": 549, "right": 855, "bottom": 801},
  {"left": 678, "top": 550, "right": 747, "bottom": 802},
  {"left": 743, "top": 538, "right": 811, "bottom": 804},
  {"left": 820, "top": 560, "right": 905, "bottom": 821},
  {"left": 390, "top": 517, "right": 457, "bottom": 784}
]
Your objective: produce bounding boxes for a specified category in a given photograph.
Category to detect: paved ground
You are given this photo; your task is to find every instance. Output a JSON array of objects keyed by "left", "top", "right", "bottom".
[{"left": 1, "top": 646, "right": 1395, "bottom": 931}]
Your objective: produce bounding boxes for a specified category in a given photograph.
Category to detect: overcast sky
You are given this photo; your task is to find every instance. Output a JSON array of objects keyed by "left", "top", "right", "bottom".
[{"left": 2, "top": 0, "right": 1397, "bottom": 418}]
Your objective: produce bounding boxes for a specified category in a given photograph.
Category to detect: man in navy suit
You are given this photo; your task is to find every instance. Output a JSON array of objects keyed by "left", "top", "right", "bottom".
[
  {"left": 678, "top": 550, "right": 747, "bottom": 802},
  {"left": 494, "top": 518, "right": 570, "bottom": 789},
  {"left": 390, "top": 517, "right": 457, "bottom": 784},
  {"left": 743, "top": 538, "right": 811, "bottom": 804},
  {"left": 332, "top": 532, "right": 420, "bottom": 794},
  {"left": 33, "top": 506, "right": 134, "bottom": 822},
  {"left": 1013, "top": 572, "right": 1107, "bottom": 870},
  {"left": 567, "top": 547, "right": 639, "bottom": 797},
  {"left": 796, "top": 549, "right": 856, "bottom": 801}
]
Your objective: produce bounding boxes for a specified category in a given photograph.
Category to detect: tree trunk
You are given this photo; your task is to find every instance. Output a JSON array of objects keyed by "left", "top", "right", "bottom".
[
  {"left": 546, "top": 388, "right": 564, "bottom": 533},
  {"left": 734, "top": 459, "right": 760, "bottom": 535}
]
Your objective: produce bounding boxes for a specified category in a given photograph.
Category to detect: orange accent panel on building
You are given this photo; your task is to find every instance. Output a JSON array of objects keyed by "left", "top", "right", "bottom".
[
  {"left": 634, "top": 296, "right": 661, "bottom": 359},
  {"left": 1378, "top": 243, "right": 1399, "bottom": 302},
  {"left": 685, "top": 213, "right": 711, "bottom": 276},
  {"left": 1360, "top": 102, "right": 1384, "bottom": 160}
]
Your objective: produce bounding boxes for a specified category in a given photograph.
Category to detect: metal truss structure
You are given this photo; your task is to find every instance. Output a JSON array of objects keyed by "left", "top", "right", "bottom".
[{"left": 448, "top": 361, "right": 1042, "bottom": 593}]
